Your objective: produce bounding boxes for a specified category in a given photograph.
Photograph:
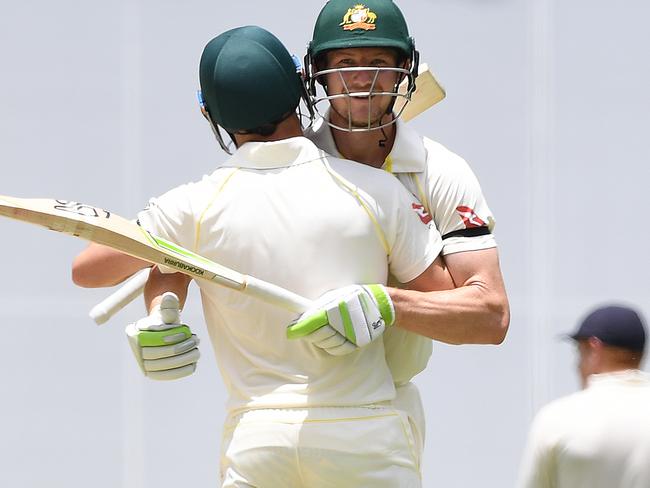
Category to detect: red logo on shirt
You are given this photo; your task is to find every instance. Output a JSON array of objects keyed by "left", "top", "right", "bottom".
[
  {"left": 412, "top": 203, "right": 432, "bottom": 224},
  {"left": 456, "top": 206, "right": 485, "bottom": 228}
]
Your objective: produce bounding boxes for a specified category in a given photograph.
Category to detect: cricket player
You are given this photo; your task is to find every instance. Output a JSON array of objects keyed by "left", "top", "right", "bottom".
[
  {"left": 288, "top": 0, "right": 510, "bottom": 459},
  {"left": 518, "top": 305, "right": 650, "bottom": 488},
  {"left": 76, "top": 25, "right": 453, "bottom": 486}
]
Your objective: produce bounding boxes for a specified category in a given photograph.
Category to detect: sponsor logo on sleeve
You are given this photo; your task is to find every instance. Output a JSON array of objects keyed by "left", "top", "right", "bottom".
[
  {"left": 456, "top": 205, "right": 485, "bottom": 228},
  {"left": 412, "top": 203, "right": 433, "bottom": 225}
]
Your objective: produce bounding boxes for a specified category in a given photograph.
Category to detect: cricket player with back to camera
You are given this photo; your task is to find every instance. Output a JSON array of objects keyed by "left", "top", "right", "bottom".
[{"left": 74, "top": 24, "right": 455, "bottom": 486}]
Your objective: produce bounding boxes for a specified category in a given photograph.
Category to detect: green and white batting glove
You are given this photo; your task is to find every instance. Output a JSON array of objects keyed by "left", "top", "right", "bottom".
[
  {"left": 287, "top": 284, "right": 395, "bottom": 356},
  {"left": 125, "top": 292, "right": 200, "bottom": 380}
]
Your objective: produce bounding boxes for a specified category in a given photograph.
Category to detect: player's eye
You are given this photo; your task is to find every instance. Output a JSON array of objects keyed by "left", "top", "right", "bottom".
[
  {"left": 370, "top": 58, "right": 391, "bottom": 67},
  {"left": 335, "top": 58, "right": 355, "bottom": 67}
]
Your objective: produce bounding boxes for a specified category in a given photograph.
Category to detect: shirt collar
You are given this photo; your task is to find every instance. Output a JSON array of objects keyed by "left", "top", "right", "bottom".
[
  {"left": 385, "top": 118, "right": 427, "bottom": 173},
  {"left": 308, "top": 112, "right": 426, "bottom": 173},
  {"left": 223, "top": 136, "right": 326, "bottom": 169},
  {"left": 587, "top": 369, "right": 649, "bottom": 387}
]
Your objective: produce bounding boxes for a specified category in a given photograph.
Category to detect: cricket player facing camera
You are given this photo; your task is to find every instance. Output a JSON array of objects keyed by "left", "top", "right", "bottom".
[
  {"left": 294, "top": 0, "right": 511, "bottom": 463},
  {"left": 76, "top": 25, "right": 455, "bottom": 486}
]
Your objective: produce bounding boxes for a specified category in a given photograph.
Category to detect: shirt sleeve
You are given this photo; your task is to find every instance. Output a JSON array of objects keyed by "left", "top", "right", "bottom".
[
  {"left": 136, "top": 183, "right": 198, "bottom": 260},
  {"left": 422, "top": 139, "right": 497, "bottom": 255},
  {"left": 382, "top": 178, "right": 443, "bottom": 283}
]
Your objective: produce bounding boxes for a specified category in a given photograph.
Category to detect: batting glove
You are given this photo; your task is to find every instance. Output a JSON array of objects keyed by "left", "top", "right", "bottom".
[
  {"left": 287, "top": 284, "right": 395, "bottom": 356},
  {"left": 126, "top": 292, "right": 200, "bottom": 380}
]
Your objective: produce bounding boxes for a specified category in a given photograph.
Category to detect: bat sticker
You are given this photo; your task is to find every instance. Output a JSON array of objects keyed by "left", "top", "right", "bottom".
[{"left": 53, "top": 200, "right": 110, "bottom": 219}]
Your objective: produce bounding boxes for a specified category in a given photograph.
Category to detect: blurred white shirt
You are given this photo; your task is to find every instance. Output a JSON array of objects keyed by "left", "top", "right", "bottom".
[{"left": 519, "top": 369, "right": 650, "bottom": 488}]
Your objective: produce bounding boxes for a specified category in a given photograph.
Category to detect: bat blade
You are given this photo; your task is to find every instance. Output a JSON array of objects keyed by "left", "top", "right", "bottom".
[
  {"left": 395, "top": 63, "right": 446, "bottom": 122},
  {"left": 0, "top": 195, "right": 311, "bottom": 316}
]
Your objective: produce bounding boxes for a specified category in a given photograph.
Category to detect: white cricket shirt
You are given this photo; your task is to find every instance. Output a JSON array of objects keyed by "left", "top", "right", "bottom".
[
  {"left": 306, "top": 116, "right": 498, "bottom": 384},
  {"left": 138, "top": 136, "right": 442, "bottom": 412},
  {"left": 519, "top": 370, "right": 650, "bottom": 488},
  {"left": 306, "top": 116, "right": 497, "bottom": 256}
]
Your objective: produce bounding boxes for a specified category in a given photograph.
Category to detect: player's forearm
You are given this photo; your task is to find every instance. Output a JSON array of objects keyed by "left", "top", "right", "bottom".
[
  {"left": 390, "top": 278, "right": 509, "bottom": 345},
  {"left": 144, "top": 267, "right": 191, "bottom": 313},
  {"left": 72, "top": 243, "right": 150, "bottom": 288}
]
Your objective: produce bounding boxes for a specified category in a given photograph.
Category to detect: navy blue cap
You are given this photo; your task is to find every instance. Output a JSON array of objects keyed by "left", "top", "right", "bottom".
[{"left": 570, "top": 305, "right": 646, "bottom": 352}]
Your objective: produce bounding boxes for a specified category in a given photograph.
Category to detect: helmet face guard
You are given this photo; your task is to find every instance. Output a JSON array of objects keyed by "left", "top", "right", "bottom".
[
  {"left": 304, "top": 48, "right": 419, "bottom": 132},
  {"left": 305, "top": 0, "right": 420, "bottom": 132}
]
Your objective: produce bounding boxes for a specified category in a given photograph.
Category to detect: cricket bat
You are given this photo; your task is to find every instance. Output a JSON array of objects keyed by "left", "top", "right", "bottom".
[
  {"left": 89, "top": 63, "right": 446, "bottom": 325},
  {"left": 395, "top": 63, "right": 446, "bottom": 122},
  {"left": 0, "top": 196, "right": 312, "bottom": 319}
]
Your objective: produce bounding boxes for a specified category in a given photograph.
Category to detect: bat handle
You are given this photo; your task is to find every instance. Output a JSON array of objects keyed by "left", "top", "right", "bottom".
[
  {"left": 89, "top": 270, "right": 313, "bottom": 325},
  {"left": 244, "top": 276, "right": 312, "bottom": 314},
  {"left": 89, "top": 268, "right": 150, "bottom": 325}
]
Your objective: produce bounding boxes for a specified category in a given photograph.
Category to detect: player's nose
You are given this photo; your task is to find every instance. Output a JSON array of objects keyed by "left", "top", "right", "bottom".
[{"left": 349, "top": 68, "right": 379, "bottom": 90}]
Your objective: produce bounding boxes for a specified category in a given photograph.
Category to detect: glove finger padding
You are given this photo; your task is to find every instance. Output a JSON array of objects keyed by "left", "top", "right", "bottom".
[
  {"left": 287, "top": 284, "right": 394, "bottom": 352},
  {"left": 141, "top": 334, "right": 200, "bottom": 360},
  {"left": 146, "top": 363, "right": 197, "bottom": 381},
  {"left": 143, "top": 347, "right": 200, "bottom": 371},
  {"left": 298, "top": 324, "right": 359, "bottom": 356},
  {"left": 158, "top": 291, "right": 181, "bottom": 324},
  {"left": 126, "top": 292, "right": 200, "bottom": 380},
  {"left": 308, "top": 326, "right": 349, "bottom": 349},
  {"left": 325, "top": 288, "right": 383, "bottom": 347},
  {"left": 137, "top": 326, "right": 193, "bottom": 347}
]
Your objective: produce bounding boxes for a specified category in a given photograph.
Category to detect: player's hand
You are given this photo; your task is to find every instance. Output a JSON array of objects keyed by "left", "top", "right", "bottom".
[
  {"left": 125, "top": 292, "right": 200, "bottom": 380},
  {"left": 286, "top": 284, "right": 395, "bottom": 355}
]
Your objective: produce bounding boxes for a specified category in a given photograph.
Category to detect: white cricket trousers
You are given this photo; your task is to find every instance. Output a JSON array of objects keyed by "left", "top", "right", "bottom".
[{"left": 220, "top": 405, "right": 422, "bottom": 488}]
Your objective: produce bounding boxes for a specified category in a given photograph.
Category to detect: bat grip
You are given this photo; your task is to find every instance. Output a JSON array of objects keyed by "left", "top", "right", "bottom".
[
  {"left": 89, "top": 268, "right": 150, "bottom": 325},
  {"left": 243, "top": 276, "right": 312, "bottom": 313}
]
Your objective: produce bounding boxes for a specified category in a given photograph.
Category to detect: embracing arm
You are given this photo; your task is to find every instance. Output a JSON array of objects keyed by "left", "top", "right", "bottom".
[
  {"left": 391, "top": 247, "right": 509, "bottom": 345},
  {"left": 71, "top": 243, "right": 150, "bottom": 288}
]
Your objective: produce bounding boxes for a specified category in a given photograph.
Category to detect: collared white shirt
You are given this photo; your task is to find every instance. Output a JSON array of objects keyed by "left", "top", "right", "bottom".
[
  {"left": 138, "top": 136, "right": 442, "bottom": 412},
  {"left": 519, "top": 369, "right": 650, "bottom": 488},
  {"left": 306, "top": 115, "right": 497, "bottom": 255},
  {"left": 306, "top": 116, "right": 498, "bottom": 384}
]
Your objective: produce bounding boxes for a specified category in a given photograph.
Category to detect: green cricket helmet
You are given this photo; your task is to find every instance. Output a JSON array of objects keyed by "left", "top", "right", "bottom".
[
  {"left": 305, "top": 1, "right": 420, "bottom": 132},
  {"left": 308, "top": 0, "right": 415, "bottom": 60},
  {"left": 198, "top": 25, "right": 303, "bottom": 143}
]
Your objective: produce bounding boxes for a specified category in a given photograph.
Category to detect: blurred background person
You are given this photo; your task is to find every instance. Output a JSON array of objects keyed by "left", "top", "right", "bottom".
[{"left": 518, "top": 305, "right": 650, "bottom": 488}]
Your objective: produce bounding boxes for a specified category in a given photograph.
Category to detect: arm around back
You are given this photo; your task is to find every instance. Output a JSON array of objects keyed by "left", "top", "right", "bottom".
[
  {"left": 392, "top": 247, "right": 509, "bottom": 345},
  {"left": 72, "top": 243, "right": 150, "bottom": 288}
]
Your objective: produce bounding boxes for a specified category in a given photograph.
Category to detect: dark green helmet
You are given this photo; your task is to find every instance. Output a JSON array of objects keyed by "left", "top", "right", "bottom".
[
  {"left": 309, "top": 0, "right": 415, "bottom": 60},
  {"left": 199, "top": 25, "right": 302, "bottom": 132}
]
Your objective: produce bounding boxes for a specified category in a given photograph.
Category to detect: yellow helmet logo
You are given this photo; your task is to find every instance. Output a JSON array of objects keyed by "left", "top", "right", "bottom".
[{"left": 340, "top": 4, "right": 377, "bottom": 31}]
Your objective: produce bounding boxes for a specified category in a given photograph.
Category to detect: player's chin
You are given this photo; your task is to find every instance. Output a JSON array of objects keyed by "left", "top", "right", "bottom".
[
  {"left": 348, "top": 110, "right": 389, "bottom": 128},
  {"left": 349, "top": 118, "right": 386, "bottom": 129}
]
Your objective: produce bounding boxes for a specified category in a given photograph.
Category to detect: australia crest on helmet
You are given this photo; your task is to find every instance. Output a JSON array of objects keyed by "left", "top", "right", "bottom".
[{"left": 340, "top": 4, "right": 377, "bottom": 31}]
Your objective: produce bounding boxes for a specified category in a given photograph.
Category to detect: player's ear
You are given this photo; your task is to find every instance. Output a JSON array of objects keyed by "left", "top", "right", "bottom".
[{"left": 587, "top": 336, "right": 603, "bottom": 350}]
